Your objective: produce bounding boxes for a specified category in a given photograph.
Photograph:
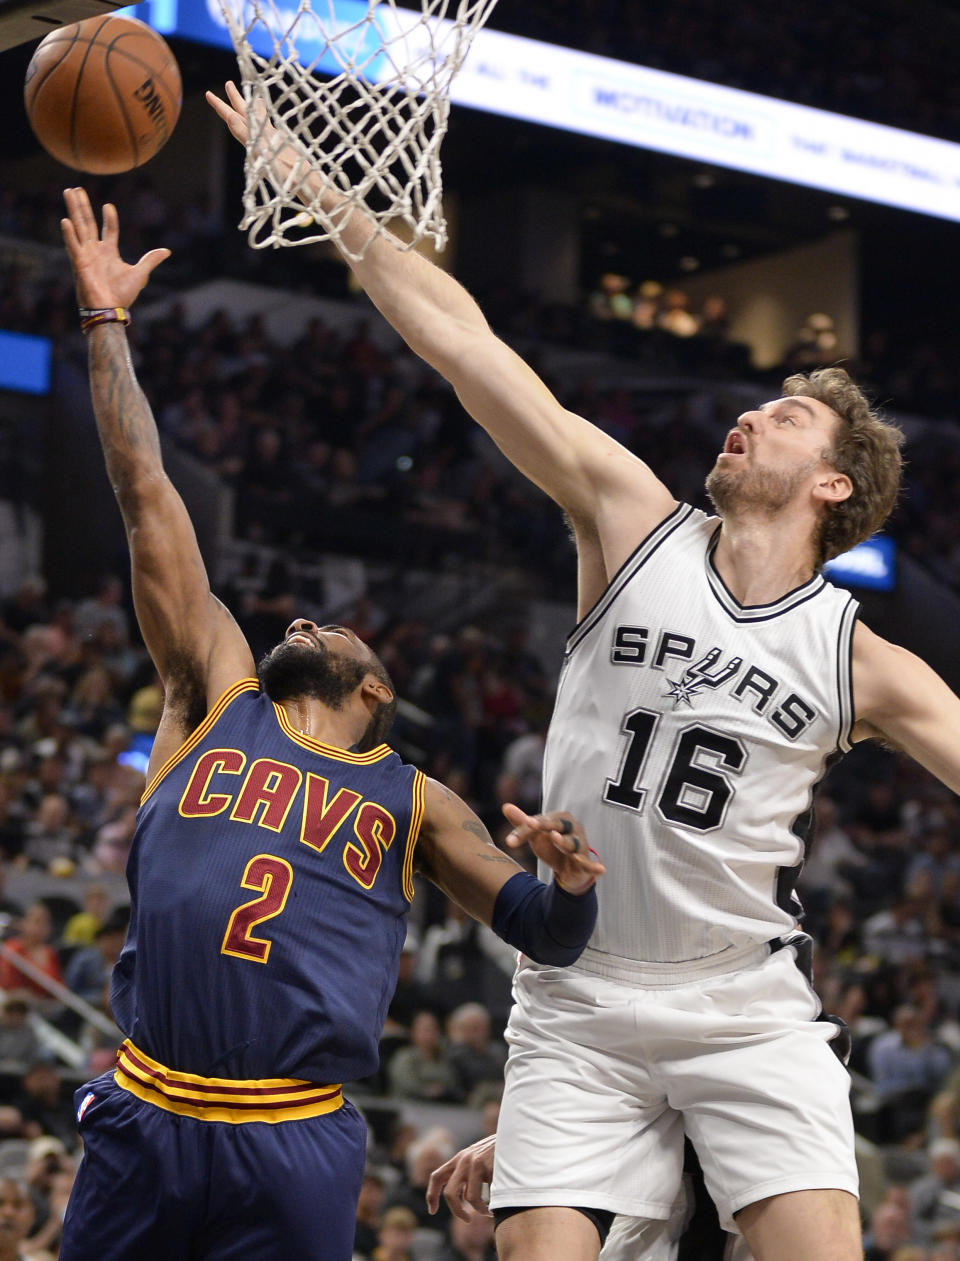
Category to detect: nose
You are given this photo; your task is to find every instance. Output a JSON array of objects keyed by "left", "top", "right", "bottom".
[
  {"left": 737, "top": 410, "right": 762, "bottom": 433},
  {"left": 285, "top": 618, "right": 319, "bottom": 640}
]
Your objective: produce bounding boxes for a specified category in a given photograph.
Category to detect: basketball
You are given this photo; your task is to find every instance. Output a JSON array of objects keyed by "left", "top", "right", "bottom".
[{"left": 23, "top": 15, "right": 182, "bottom": 175}]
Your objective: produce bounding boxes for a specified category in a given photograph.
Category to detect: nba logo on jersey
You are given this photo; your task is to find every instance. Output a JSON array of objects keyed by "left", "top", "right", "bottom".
[{"left": 77, "top": 1091, "right": 95, "bottom": 1124}]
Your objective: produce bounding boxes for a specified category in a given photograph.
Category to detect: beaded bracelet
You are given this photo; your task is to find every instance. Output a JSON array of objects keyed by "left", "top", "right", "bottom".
[{"left": 79, "top": 307, "right": 131, "bottom": 335}]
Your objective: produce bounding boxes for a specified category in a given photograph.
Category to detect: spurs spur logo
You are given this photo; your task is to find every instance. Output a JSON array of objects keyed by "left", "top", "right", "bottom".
[{"left": 664, "top": 647, "right": 743, "bottom": 709}]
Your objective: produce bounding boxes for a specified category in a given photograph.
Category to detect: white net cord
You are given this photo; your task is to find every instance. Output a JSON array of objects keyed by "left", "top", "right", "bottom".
[{"left": 216, "top": 0, "right": 500, "bottom": 259}]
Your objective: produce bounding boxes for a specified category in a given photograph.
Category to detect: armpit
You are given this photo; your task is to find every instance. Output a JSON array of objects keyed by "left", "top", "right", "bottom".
[{"left": 162, "top": 650, "right": 207, "bottom": 734}]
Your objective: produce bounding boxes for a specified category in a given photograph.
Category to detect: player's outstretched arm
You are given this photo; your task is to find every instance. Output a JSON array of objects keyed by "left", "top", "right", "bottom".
[
  {"left": 205, "top": 84, "right": 675, "bottom": 538},
  {"left": 61, "top": 188, "right": 255, "bottom": 774},
  {"left": 852, "top": 622, "right": 960, "bottom": 795},
  {"left": 416, "top": 779, "right": 603, "bottom": 967}
]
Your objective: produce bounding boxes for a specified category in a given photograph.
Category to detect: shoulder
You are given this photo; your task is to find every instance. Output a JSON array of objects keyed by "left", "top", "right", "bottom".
[{"left": 851, "top": 621, "right": 941, "bottom": 732}]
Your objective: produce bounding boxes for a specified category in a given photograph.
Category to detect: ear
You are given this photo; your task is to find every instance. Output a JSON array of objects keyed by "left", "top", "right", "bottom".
[
  {"left": 361, "top": 675, "right": 393, "bottom": 708},
  {"left": 813, "top": 471, "right": 852, "bottom": 505}
]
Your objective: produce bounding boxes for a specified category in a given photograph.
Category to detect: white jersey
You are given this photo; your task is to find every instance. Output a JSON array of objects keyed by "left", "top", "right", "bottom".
[{"left": 541, "top": 504, "right": 860, "bottom": 972}]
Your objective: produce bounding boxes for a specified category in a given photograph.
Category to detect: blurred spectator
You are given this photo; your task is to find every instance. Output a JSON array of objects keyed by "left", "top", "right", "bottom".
[
  {"left": 699, "top": 294, "right": 730, "bottom": 340},
  {"left": 125, "top": 679, "right": 162, "bottom": 745},
  {"left": 385, "top": 1128, "right": 456, "bottom": 1230},
  {"left": 444, "top": 1004, "right": 507, "bottom": 1106},
  {"left": 61, "top": 885, "right": 109, "bottom": 948},
  {"left": 631, "top": 281, "right": 662, "bottom": 330},
  {"left": 657, "top": 289, "right": 699, "bottom": 338},
  {"left": 911, "top": 1139, "right": 960, "bottom": 1240},
  {"left": 495, "top": 725, "right": 546, "bottom": 817},
  {"left": 383, "top": 931, "right": 436, "bottom": 1038},
  {"left": 387, "top": 1010, "right": 461, "bottom": 1103},
  {"left": 864, "top": 1195, "right": 913, "bottom": 1261},
  {"left": 587, "top": 274, "right": 633, "bottom": 322},
  {"left": 22, "top": 1136, "right": 74, "bottom": 1258},
  {"left": 869, "top": 1005, "right": 953, "bottom": 1143},
  {"left": 87, "top": 805, "right": 138, "bottom": 874},
  {"left": 11, "top": 1066, "right": 73, "bottom": 1147},
  {"left": 0, "top": 998, "right": 40, "bottom": 1068},
  {"left": 73, "top": 576, "right": 128, "bottom": 647},
  {"left": 906, "top": 828, "right": 960, "bottom": 895},
  {"left": 436, "top": 1213, "right": 497, "bottom": 1261},
  {"left": 0, "top": 905, "right": 64, "bottom": 1002},
  {"left": 372, "top": 1205, "right": 417, "bottom": 1261},
  {"left": 799, "top": 793, "right": 869, "bottom": 914},
  {"left": 2, "top": 581, "right": 49, "bottom": 637},
  {"left": 0, "top": 1176, "right": 36, "bottom": 1261},
  {"left": 63, "top": 907, "right": 128, "bottom": 1008},
  {"left": 416, "top": 900, "right": 514, "bottom": 1025},
  {"left": 17, "top": 795, "right": 77, "bottom": 874},
  {"left": 864, "top": 895, "right": 931, "bottom": 967},
  {"left": 67, "top": 666, "right": 124, "bottom": 742}
]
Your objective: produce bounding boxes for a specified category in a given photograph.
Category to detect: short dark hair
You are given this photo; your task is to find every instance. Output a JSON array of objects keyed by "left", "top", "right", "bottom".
[{"left": 782, "top": 367, "right": 904, "bottom": 567}]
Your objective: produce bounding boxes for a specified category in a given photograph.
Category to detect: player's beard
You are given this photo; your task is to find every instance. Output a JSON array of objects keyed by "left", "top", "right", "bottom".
[
  {"left": 258, "top": 640, "right": 368, "bottom": 710},
  {"left": 705, "top": 457, "right": 818, "bottom": 517}
]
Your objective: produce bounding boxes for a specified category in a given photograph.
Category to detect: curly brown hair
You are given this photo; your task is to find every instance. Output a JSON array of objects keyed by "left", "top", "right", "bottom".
[{"left": 782, "top": 367, "right": 903, "bottom": 568}]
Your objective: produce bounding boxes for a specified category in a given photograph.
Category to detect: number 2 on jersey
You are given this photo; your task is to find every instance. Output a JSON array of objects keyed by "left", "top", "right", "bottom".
[
  {"left": 605, "top": 707, "right": 746, "bottom": 830},
  {"left": 221, "top": 854, "right": 293, "bottom": 964}
]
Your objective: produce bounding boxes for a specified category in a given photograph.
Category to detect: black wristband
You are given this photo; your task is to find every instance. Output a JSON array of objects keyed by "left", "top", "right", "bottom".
[{"left": 491, "top": 870, "right": 597, "bottom": 966}]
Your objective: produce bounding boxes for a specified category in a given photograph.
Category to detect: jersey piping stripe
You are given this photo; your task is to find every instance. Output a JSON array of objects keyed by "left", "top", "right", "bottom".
[
  {"left": 836, "top": 597, "right": 859, "bottom": 753},
  {"left": 114, "top": 1040, "right": 343, "bottom": 1124},
  {"left": 566, "top": 503, "right": 695, "bottom": 656},
  {"left": 704, "top": 534, "right": 828, "bottom": 622},
  {"left": 272, "top": 703, "right": 393, "bottom": 764},
  {"left": 140, "top": 678, "right": 260, "bottom": 805},
  {"left": 402, "top": 770, "right": 427, "bottom": 903}
]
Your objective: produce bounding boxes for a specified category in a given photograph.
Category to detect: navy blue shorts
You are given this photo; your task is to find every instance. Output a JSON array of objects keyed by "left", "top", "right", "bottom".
[{"left": 60, "top": 1070, "right": 367, "bottom": 1261}]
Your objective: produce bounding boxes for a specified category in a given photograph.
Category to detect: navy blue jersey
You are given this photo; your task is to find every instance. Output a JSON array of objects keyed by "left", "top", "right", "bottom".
[{"left": 111, "top": 680, "right": 425, "bottom": 1084}]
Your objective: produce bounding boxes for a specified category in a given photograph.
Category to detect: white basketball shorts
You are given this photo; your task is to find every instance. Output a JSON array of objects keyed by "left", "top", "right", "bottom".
[{"left": 490, "top": 940, "right": 858, "bottom": 1233}]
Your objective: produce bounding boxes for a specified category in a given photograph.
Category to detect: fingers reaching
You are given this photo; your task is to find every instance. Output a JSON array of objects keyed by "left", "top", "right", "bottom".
[
  {"left": 502, "top": 802, "right": 604, "bottom": 893},
  {"left": 62, "top": 186, "right": 97, "bottom": 243},
  {"left": 425, "top": 1138, "right": 495, "bottom": 1221},
  {"left": 101, "top": 201, "right": 120, "bottom": 244},
  {"left": 502, "top": 803, "right": 582, "bottom": 855},
  {"left": 206, "top": 82, "right": 250, "bottom": 146}
]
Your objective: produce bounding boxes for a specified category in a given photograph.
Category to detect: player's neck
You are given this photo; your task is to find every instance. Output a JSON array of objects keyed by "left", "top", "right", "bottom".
[
  {"left": 714, "top": 512, "right": 818, "bottom": 606},
  {"left": 278, "top": 697, "right": 364, "bottom": 750}
]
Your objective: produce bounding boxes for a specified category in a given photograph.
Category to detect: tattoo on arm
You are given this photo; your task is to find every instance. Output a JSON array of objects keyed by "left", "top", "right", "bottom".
[
  {"left": 89, "top": 326, "right": 163, "bottom": 499},
  {"left": 462, "top": 818, "right": 513, "bottom": 863}
]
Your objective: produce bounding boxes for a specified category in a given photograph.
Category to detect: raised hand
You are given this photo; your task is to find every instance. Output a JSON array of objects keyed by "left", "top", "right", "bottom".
[
  {"left": 207, "top": 82, "right": 303, "bottom": 183},
  {"left": 502, "top": 802, "right": 604, "bottom": 894},
  {"left": 205, "top": 80, "right": 251, "bottom": 148},
  {"left": 61, "top": 187, "right": 169, "bottom": 310}
]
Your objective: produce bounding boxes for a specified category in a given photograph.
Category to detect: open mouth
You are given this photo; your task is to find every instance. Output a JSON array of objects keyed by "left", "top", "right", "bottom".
[
  {"left": 723, "top": 429, "right": 747, "bottom": 455},
  {"left": 286, "top": 631, "right": 321, "bottom": 650}
]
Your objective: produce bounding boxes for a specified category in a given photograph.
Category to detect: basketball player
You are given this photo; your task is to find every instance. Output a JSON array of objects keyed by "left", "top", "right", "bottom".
[
  {"left": 208, "top": 85, "right": 960, "bottom": 1261},
  {"left": 55, "top": 185, "right": 604, "bottom": 1261}
]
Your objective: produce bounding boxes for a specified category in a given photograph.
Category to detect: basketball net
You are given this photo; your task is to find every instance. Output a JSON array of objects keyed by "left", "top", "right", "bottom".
[{"left": 215, "top": 0, "right": 499, "bottom": 259}]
